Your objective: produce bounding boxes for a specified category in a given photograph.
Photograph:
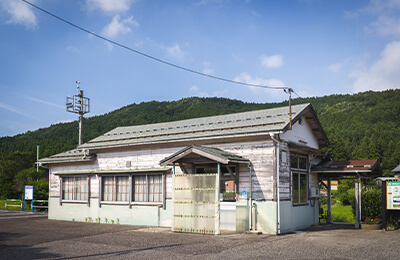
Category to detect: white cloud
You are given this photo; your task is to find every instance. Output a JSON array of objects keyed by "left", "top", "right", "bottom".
[
  {"left": 25, "top": 97, "right": 65, "bottom": 109},
  {"left": 166, "top": 44, "right": 186, "bottom": 60},
  {"left": 351, "top": 41, "right": 400, "bottom": 92},
  {"left": 1, "top": 0, "right": 37, "bottom": 28},
  {"left": 347, "top": 0, "right": 400, "bottom": 38},
  {"left": 101, "top": 15, "right": 139, "bottom": 38},
  {"left": 368, "top": 16, "right": 400, "bottom": 37},
  {"left": 260, "top": 55, "right": 284, "bottom": 68},
  {"left": 202, "top": 61, "right": 214, "bottom": 75},
  {"left": 66, "top": 46, "right": 80, "bottom": 53},
  {"left": 328, "top": 58, "right": 351, "bottom": 73},
  {"left": 0, "top": 102, "right": 38, "bottom": 120},
  {"left": 189, "top": 85, "right": 199, "bottom": 92},
  {"left": 86, "top": 0, "right": 136, "bottom": 12},
  {"left": 234, "top": 72, "right": 286, "bottom": 98}
]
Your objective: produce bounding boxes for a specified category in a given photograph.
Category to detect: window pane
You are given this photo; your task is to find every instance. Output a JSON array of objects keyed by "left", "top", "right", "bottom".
[
  {"left": 149, "top": 175, "right": 162, "bottom": 202},
  {"left": 293, "top": 173, "right": 299, "bottom": 204},
  {"left": 291, "top": 155, "right": 298, "bottom": 169},
  {"left": 299, "top": 156, "right": 307, "bottom": 170},
  {"left": 75, "top": 177, "right": 87, "bottom": 201},
  {"left": 62, "top": 177, "right": 73, "bottom": 200},
  {"left": 300, "top": 174, "right": 307, "bottom": 203},
  {"left": 116, "top": 176, "right": 129, "bottom": 202},
  {"left": 133, "top": 175, "right": 147, "bottom": 202},
  {"left": 103, "top": 176, "right": 114, "bottom": 201}
]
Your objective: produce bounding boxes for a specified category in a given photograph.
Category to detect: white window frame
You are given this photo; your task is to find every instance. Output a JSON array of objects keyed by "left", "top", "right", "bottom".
[
  {"left": 132, "top": 173, "right": 164, "bottom": 206},
  {"left": 98, "top": 172, "right": 166, "bottom": 208},
  {"left": 100, "top": 175, "right": 130, "bottom": 205},
  {"left": 60, "top": 175, "right": 90, "bottom": 205}
]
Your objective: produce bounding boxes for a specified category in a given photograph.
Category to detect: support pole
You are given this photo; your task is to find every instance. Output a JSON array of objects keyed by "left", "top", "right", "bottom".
[
  {"left": 36, "top": 145, "right": 39, "bottom": 173},
  {"left": 216, "top": 163, "right": 221, "bottom": 235},
  {"left": 327, "top": 178, "right": 332, "bottom": 223},
  {"left": 355, "top": 175, "right": 360, "bottom": 229}
]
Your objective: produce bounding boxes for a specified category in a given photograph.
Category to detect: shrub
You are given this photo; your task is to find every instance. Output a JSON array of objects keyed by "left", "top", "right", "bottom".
[{"left": 352, "top": 187, "right": 382, "bottom": 220}]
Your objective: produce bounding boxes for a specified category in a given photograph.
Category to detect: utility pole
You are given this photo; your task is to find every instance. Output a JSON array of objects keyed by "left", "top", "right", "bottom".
[
  {"left": 66, "top": 81, "right": 90, "bottom": 146},
  {"left": 284, "top": 88, "right": 293, "bottom": 130}
]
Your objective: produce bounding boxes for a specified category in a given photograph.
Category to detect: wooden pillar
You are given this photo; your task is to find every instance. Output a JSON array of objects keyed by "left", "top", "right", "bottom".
[{"left": 327, "top": 178, "right": 332, "bottom": 223}]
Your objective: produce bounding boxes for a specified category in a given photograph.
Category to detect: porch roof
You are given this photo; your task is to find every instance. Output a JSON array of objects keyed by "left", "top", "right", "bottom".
[
  {"left": 37, "top": 149, "right": 96, "bottom": 164},
  {"left": 160, "top": 145, "right": 249, "bottom": 166},
  {"left": 311, "top": 159, "right": 382, "bottom": 178}
]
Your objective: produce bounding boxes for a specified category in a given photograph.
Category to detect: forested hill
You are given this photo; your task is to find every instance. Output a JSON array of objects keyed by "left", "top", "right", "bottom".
[{"left": 1, "top": 89, "right": 400, "bottom": 176}]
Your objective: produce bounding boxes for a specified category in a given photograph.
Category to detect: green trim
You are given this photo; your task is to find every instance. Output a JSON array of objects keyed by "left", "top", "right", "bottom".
[{"left": 54, "top": 168, "right": 171, "bottom": 175}]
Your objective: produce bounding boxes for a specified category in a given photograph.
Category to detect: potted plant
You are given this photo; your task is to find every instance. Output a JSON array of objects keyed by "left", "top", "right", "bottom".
[{"left": 361, "top": 216, "right": 382, "bottom": 230}]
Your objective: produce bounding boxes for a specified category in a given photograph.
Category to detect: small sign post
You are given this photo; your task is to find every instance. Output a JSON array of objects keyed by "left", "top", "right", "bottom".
[
  {"left": 24, "top": 186, "right": 34, "bottom": 211},
  {"left": 242, "top": 189, "right": 248, "bottom": 199}
]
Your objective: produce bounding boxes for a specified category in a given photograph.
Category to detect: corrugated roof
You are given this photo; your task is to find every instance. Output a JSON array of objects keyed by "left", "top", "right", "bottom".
[
  {"left": 312, "top": 159, "right": 382, "bottom": 177},
  {"left": 160, "top": 145, "right": 249, "bottom": 166},
  {"left": 392, "top": 164, "right": 400, "bottom": 173},
  {"left": 79, "top": 103, "right": 312, "bottom": 150},
  {"left": 37, "top": 149, "right": 96, "bottom": 164}
]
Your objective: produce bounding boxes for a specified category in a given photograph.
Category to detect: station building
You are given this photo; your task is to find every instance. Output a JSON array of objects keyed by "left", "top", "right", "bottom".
[{"left": 39, "top": 103, "right": 329, "bottom": 234}]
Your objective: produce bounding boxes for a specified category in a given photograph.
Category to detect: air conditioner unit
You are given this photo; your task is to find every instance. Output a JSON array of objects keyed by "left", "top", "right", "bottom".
[{"left": 310, "top": 187, "right": 320, "bottom": 198}]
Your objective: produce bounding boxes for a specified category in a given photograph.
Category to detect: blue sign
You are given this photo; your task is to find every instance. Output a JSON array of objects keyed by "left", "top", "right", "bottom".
[{"left": 242, "top": 189, "right": 247, "bottom": 198}]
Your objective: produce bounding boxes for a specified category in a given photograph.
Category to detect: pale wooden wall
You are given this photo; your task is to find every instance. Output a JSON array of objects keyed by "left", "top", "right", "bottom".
[{"left": 49, "top": 138, "right": 317, "bottom": 202}]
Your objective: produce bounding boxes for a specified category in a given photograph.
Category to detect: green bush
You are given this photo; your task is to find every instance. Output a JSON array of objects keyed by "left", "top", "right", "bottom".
[{"left": 352, "top": 187, "right": 382, "bottom": 220}]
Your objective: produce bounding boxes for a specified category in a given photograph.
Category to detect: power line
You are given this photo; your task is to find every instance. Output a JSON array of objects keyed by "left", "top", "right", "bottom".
[{"left": 22, "top": 0, "right": 297, "bottom": 93}]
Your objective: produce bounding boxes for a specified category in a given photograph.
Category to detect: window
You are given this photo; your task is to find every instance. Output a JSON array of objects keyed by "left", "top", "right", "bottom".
[
  {"left": 133, "top": 174, "right": 162, "bottom": 203},
  {"left": 292, "top": 172, "right": 307, "bottom": 204},
  {"left": 62, "top": 176, "right": 88, "bottom": 201},
  {"left": 291, "top": 154, "right": 308, "bottom": 205},
  {"left": 102, "top": 176, "right": 129, "bottom": 202},
  {"left": 99, "top": 173, "right": 164, "bottom": 205}
]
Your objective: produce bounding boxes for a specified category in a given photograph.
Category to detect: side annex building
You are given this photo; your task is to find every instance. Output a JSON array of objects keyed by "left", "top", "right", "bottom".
[{"left": 39, "top": 103, "right": 329, "bottom": 234}]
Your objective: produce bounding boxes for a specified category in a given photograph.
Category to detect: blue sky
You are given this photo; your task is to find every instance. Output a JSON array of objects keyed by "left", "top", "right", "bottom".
[{"left": 1, "top": 0, "right": 400, "bottom": 138}]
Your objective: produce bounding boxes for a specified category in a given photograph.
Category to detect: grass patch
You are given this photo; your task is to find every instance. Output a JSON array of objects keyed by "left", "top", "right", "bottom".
[
  {"left": 0, "top": 199, "right": 34, "bottom": 211},
  {"left": 321, "top": 204, "right": 355, "bottom": 223}
]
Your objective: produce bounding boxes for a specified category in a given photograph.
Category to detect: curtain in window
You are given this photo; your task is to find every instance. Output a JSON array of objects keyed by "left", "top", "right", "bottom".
[
  {"left": 103, "top": 176, "right": 114, "bottom": 201},
  {"left": 116, "top": 176, "right": 129, "bottom": 201},
  {"left": 134, "top": 175, "right": 147, "bottom": 202},
  {"left": 149, "top": 175, "right": 162, "bottom": 202},
  {"left": 62, "top": 177, "right": 73, "bottom": 200}
]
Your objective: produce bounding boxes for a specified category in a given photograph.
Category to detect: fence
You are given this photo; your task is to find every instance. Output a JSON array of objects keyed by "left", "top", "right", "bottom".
[
  {"left": 31, "top": 200, "right": 48, "bottom": 212},
  {"left": 5, "top": 199, "right": 23, "bottom": 211}
]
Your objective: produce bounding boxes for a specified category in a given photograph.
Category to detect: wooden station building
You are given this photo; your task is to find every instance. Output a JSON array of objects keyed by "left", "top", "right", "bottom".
[{"left": 39, "top": 103, "right": 331, "bottom": 234}]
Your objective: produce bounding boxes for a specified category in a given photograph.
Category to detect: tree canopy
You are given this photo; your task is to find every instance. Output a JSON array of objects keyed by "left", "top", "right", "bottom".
[{"left": 1, "top": 89, "right": 400, "bottom": 198}]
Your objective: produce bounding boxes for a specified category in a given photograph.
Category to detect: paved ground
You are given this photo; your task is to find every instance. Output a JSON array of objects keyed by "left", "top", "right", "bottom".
[{"left": 1, "top": 209, "right": 399, "bottom": 260}]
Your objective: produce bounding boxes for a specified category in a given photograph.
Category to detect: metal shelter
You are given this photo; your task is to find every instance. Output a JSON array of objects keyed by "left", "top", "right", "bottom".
[{"left": 312, "top": 159, "right": 382, "bottom": 228}]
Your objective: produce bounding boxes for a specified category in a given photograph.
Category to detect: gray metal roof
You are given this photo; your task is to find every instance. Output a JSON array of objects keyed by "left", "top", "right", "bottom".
[
  {"left": 79, "top": 103, "right": 317, "bottom": 150},
  {"left": 160, "top": 145, "right": 250, "bottom": 166},
  {"left": 37, "top": 149, "right": 96, "bottom": 164},
  {"left": 392, "top": 164, "right": 400, "bottom": 173}
]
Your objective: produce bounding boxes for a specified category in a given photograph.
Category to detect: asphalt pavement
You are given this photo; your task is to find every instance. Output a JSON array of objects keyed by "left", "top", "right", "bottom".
[{"left": 0, "top": 209, "right": 399, "bottom": 259}]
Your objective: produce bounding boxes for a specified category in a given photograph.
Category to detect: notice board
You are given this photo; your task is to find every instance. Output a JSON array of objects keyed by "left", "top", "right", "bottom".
[{"left": 386, "top": 182, "right": 400, "bottom": 210}]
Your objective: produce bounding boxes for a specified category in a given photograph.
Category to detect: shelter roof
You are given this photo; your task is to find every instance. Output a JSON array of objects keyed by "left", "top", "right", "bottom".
[
  {"left": 160, "top": 145, "right": 249, "bottom": 166},
  {"left": 312, "top": 159, "right": 382, "bottom": 178},
  {"left": 392, "top": 164, "right": 400, "bottom": 173}
]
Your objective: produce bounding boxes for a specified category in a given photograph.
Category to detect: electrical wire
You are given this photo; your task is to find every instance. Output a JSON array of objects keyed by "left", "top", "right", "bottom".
[{"left": 22, "top": 0, "right": 296, "bottom": 93}]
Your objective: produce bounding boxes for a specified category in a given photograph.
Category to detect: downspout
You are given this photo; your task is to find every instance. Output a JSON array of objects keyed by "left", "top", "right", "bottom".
[
  {"left": 247, "top": 162, "right": 253, "bottom": 231},
  {"left": 270, "top": 133, "right": 281, "bottom": 235}
]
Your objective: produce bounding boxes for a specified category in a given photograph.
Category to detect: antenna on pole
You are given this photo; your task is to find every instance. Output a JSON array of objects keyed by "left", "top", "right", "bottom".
[
  {"left": 66, "top": 81, "right": 90, "bottom": 146},
  {"left": 284, "top": 88, "right": 293, "bottom": 130}
]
